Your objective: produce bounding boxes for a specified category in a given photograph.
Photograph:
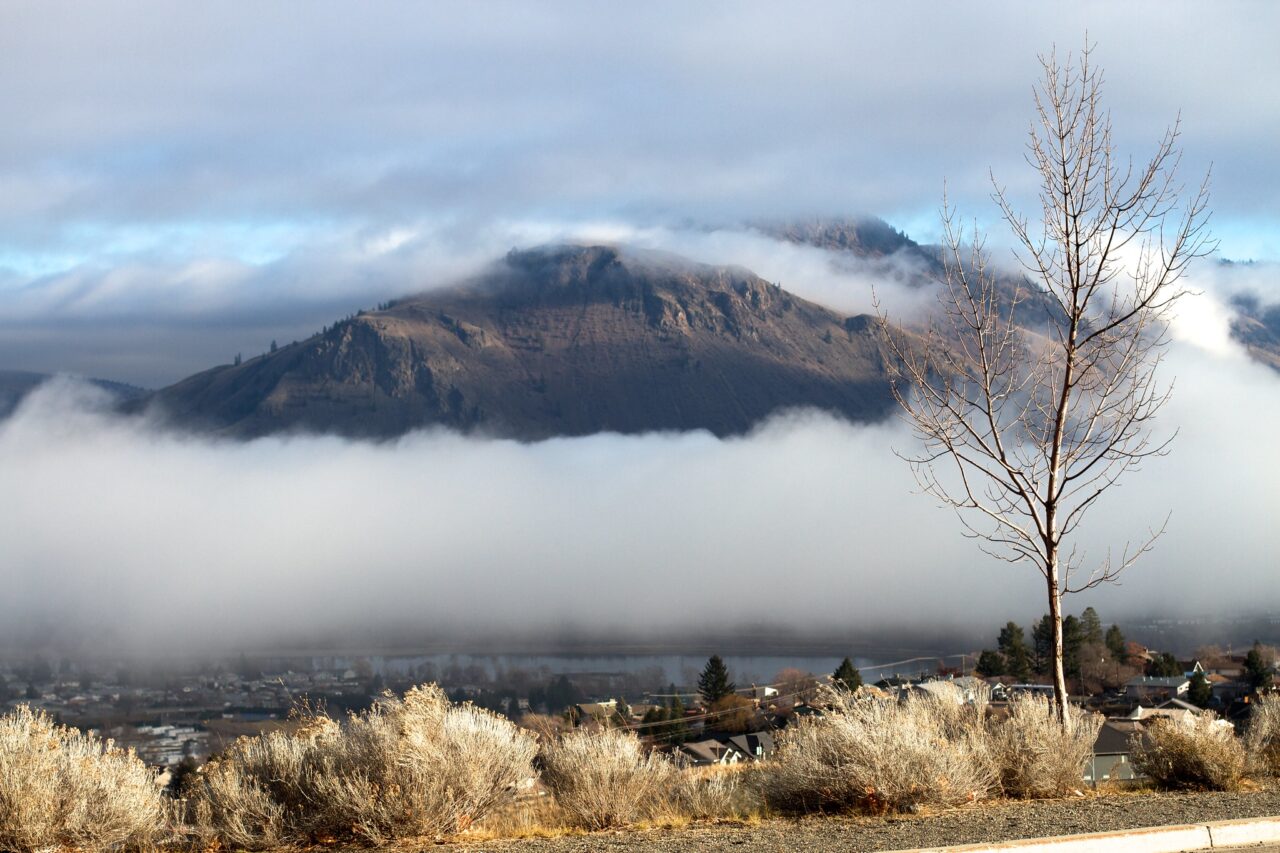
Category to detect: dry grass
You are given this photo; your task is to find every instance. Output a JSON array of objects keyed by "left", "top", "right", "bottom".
[
  {"left": 760, "top": 686, "right": 996, "bottom": 814},
  {"left": 538, "top": 728, "right": 680, "bottom": 829},
  {"left": 664, "top": 764, "right": 762, "bottom": 822},
  {"left": 1246, "top": 693, "right": 1280, "bottom": 777},
  {"left": 989, "top": 695, "right": 1101, "bottom": 798},
  {"left": 185, "top": 684, "right": 537, "bottom": 847},
  {"left": 0, "top": 705, "right": 165, "bottom": 853},
  {"left": 1131, "top": 712, "right": 1246, "bottom": 791}
]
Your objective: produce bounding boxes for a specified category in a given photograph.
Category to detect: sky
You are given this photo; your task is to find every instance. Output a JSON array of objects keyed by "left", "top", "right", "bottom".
[
  {"left": 1, "top": 2, "right": 1278, "bottom": 655},
  {"left": 1, "top": 1, "right": 1278, "bottom": 385}
]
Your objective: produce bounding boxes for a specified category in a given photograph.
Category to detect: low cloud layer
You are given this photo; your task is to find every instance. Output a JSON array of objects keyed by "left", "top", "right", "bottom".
[
  {"left": 0, "top": 221, "right": 938, "bottom": 386},
  {"left": 3, "top": 281, "right": 1278, "bottom": 654}
]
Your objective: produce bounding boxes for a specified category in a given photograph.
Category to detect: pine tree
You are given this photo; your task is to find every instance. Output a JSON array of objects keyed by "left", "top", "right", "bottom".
[
  {"left": 667, "top": 696, "right": 688, "bottom": 743},
  {"left": 1062, "top": 615, "right": 1085, "bottom": 678},
  {"left": 1244, "top": 642, "right": 1273, "bottom": 690},
  {"left": 976, "top": 650, "right": 1005, "bottom": 678},
  {"left": 1146, "top": 652, "right": 1181, "bottom": 678},
  {"left": 833, "top": 657, "right": 863, "bottom": 692},
  {"left": 1080, "top": 607, "right": 1104, "bottom": 645},
  {"left": 1105, "top": 625, "right": 1128, "bottom": 663},
  {"left": 998, "top": 622, "right": 1033, "bottom": 682},
  {"left": 697, "top": 655, "right": 735, "bottom": 706},
  {"left": 1032, "top": 615, "right": 1055, "bottom": 677},
  {"left": 1188, "top": 670, "right": 1212, "bottom": 708}
]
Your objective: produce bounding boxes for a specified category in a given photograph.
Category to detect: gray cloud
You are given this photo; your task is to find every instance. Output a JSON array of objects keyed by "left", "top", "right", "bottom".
[{"left": 0, "top": 1, "right": 1274, "bottom": 257}]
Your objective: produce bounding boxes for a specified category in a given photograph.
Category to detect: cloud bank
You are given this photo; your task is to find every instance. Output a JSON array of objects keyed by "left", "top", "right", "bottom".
[{"left": 3, "top": 290, "right": 1278, "bottom": 654}]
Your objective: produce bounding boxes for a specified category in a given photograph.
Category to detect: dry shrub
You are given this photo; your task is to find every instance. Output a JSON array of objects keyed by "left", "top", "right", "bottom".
[
  {"left": 761, "top": 686, "right": 996, "bottom": 814},
  {"left": 666, "top": 765, "right": 761, "bottom": 821},
  {"left": 187, "top": 684, "right": 537, "bottom": 847},
  {"left": 539, "top": 727, "right": 676, "bottom": 829},
  {"left": 0, "top": 705, "right": 165, "bottom": 853},
  {"left": 1246, "top": 693, "right": 1280, "bottom": 776},
  {"left": 1131, "top": 712, "right": 1245, "bottom": 791},
  {"left": 989, "top": 695, "right": 1101, "bottom": 798}
]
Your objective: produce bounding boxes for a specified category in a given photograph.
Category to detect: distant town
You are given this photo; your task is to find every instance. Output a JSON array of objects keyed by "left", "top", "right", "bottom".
[{"left": 4, "top": 611, "right": 1275, "bottom": 787}]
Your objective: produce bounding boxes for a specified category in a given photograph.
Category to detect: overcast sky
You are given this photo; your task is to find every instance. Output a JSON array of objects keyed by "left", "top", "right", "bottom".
[{"left": 1, "top": 1, "right": 1277, "bottom": 385}]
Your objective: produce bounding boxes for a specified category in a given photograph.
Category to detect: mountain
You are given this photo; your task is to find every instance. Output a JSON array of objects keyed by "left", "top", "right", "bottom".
[
  {"left": 1232, "top": 292, "right": 1280, "bottom": 372},
  {"left": 141, "top": 245, "right": 908, "bottom": 439},
  {"left": 0, "top": 370, "right": 147, "bottom": 419}
]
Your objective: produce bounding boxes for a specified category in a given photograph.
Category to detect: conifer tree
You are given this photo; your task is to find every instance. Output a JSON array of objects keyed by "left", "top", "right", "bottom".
[
  {"left": 1105, "top": 624, "right": 1128, "bottom": 663},
  {"left": 697, "top": 655, "right": 735, "bottom": 706},
  {"left": 833, "top": 657, "right": 863, "bottom": 692}
]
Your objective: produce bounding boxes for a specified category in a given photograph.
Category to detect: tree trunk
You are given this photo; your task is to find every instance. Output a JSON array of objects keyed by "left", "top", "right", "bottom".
[{"left": 1047, "top": 562, "right": 1068, "bottom": 723}]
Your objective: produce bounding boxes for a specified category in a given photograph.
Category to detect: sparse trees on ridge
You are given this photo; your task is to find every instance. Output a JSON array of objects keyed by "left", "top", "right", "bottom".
[{"left": 879, "top": 43, "right": 1213, "bottom": 720}]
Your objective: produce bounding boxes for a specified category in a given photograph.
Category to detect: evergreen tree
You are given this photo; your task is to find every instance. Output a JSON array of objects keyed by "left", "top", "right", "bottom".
[
  {"left": 697, "top": 655, "right": 735, "bottom": 706},
  {"left": 833, "top": 657, "right": 863, "bottom": 692},
  {"left": 1244, "top": 642, "right": 1273, "bottom": 690},
  {"left": 1146, "top": 652, "right": 1182, "bottom": 678},
  {"left": 1105, "top": 625, "right": 1128, "bottom": 663},
  {"left": 1188, "top": 670, "right": 1213, "bottom": 708},
  {"left": 998, "top": 622, "right": 1033, "bottom": 682},
  {"left": 975, "top": 650, "right": 1005, "bottom": 678},
  {"left": 666, "top": 696, "right": 688, "bottom": 743},
  {"left": 1062, "top": 615, "right": 1085, "bottom": 678},
  {"left": 1080, "top": 607, "right": 1104, "bottom": 645},
  {"left": 1032, "top": 615, "right": 1055, "bottom": 676}
]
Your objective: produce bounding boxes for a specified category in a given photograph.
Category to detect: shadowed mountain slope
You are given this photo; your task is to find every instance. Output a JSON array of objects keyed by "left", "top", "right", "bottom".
[{"left": 143, "top": 245, "right": 907, "bottom": 439}]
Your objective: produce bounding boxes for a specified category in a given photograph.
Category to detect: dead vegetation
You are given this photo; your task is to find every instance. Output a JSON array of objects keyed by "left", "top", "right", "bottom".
[
  {"left": 760, "top": 686, "right": 997, "bottom": 814},
  {"left": 184, "top": 685, "right": 538, "bottom": 847},
  {"left": 537, "top": 727, "right": 679, "bottom": 829},
  {"left": 1246, "top": 693, "right": 1280, "bottom": 777},
  {"left": 988, "top": 694, "right": 1101, "bottom": 798},
  {"left": 0, "top": 705, "right": 166, "bottom": 853},
  {"left": 1131, "top": 711, "right": 1246, "bottom": 791}
]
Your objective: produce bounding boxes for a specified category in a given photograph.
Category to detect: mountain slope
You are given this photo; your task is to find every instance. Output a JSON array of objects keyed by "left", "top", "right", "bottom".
[
  {"left": 0, "top": 370, "right": 147, "bottom": 418},
  {"left": 144, "top": 245, "right": 906, "bottom": 439}
]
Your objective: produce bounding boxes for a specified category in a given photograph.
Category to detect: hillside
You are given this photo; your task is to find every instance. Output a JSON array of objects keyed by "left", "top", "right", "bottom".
[
  {"left": 142, "top": 245, "right": 907, "bottom": 439},
  {"left": 0, "top": 370, "right": 147, "bottom": 418}
]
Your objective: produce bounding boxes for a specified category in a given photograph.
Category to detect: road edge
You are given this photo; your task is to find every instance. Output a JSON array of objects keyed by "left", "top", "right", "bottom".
[{"left": 894, "top": 816, "right": 1280, "bottom": 852}]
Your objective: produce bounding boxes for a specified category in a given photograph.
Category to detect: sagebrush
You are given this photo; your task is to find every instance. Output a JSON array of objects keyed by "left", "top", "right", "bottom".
[
  {"left": 988, "top": 694, "right": 1101, "bottom": 798},
  {"left": 1131, "top": 712, "right": 1245, "bottom": 791},
  {"left": 186, "top": 684, "right": 537, "bottom": 847},
  {"left": 538, "top": 727, "right": 677, "bottom": 829},
  {"left": 0, "top": 705, "right": 165, "bottom": 853},
  {"left": 761, "top": 686, "right": 996, "bottom": 814},
  {"left": 1245, "top": 693, "right": 1280, "bottom": 776}
]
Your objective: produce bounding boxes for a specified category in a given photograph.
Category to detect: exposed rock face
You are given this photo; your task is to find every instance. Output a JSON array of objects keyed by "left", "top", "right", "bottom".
[{"left": 143, "top": 245, "right": 907, "bottom": 439}]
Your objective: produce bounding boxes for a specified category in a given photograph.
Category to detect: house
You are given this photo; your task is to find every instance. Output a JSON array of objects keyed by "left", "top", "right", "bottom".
[
  {"left": 675, "top": 730, "right": 775, "bottom": 766},
  {"left": 676, "top": 737, "right": 750, "bottom": 766},
  {"left": 727, "top": 731, "right": 775, "bottom": 761},
  {"left": 573, "top": 700, "right": 617, "bottom": 723},
  {"left": 1085, "top": 719, "right": 1147, "bottom": 784},
  {"left": 748, "top": 684, "right": 779, "bottom": 701},
  {"left": 1124, "top": 675, "right": 1189, "bottom": 703}
]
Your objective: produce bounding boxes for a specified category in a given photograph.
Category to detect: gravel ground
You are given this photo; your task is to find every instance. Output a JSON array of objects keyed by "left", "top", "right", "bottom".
[{"left": 451, "top": 785, "right": 1280, "bottom": 852}]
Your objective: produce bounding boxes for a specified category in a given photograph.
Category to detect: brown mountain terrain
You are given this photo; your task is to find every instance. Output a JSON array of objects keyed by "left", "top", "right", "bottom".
[{"left": 142, "top": 245, "right": 908, "bottom": 439}]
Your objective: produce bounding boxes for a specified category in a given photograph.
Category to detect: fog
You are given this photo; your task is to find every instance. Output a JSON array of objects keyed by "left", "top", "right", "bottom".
[{"left": 3, "top": 269, "right": 1278, "bottom": 654}]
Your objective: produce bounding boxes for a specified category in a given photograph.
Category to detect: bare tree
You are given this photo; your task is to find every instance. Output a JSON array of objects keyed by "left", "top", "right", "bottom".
[{"left": 879, "top": 44, "right": 1214, "bottom": 720}]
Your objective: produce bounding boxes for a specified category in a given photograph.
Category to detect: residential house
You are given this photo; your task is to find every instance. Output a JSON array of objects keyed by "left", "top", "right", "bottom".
[
  {"left": 1085, "top": 719, "right": 1147, "bottom": 784},
  {"left": 1124, "top": 675, "right": 1189, "bottom": 703}
]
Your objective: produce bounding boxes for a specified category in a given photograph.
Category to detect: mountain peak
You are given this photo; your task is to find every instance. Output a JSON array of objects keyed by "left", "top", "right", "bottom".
[{"left": 142, "top": 243, "right": 901, "bottom": 440}]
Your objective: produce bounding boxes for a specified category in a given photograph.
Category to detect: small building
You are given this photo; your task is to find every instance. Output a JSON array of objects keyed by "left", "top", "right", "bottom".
[
  {"left": 1085, "top": 719, "right": 1147, "bottom": 784},
  {"left": 1124, "top": 675, "right": 1189, "bottom": 703}
]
